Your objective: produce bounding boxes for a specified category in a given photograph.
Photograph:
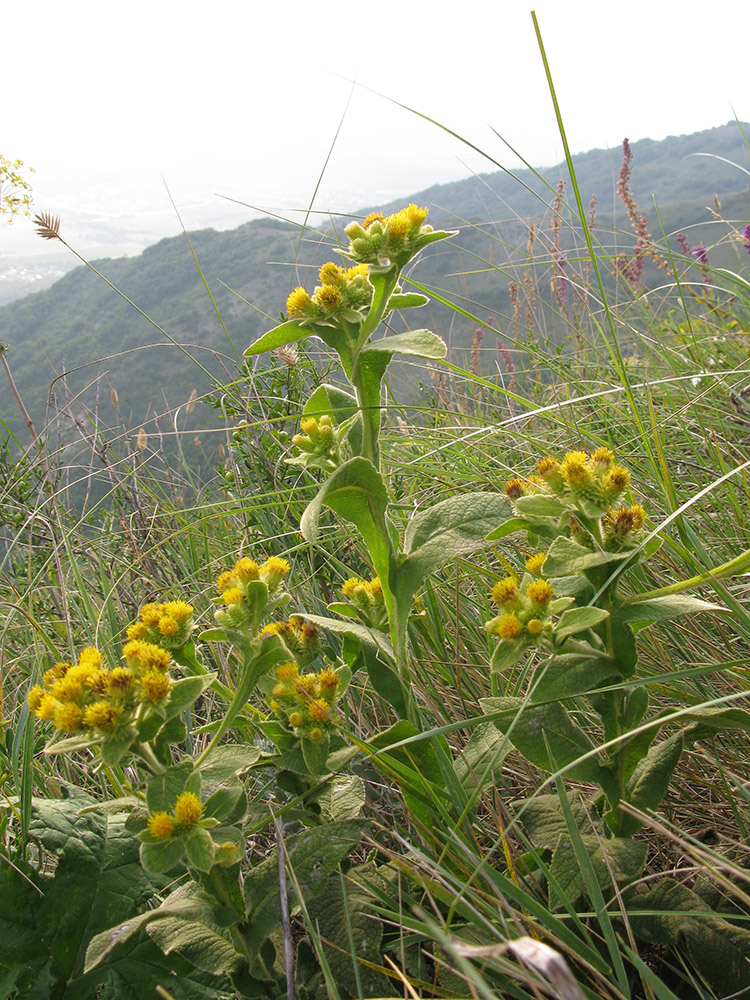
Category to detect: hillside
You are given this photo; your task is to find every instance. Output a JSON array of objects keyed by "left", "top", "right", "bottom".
[{"left": 1, "top": 122, "right": 749, "bottom": 457}]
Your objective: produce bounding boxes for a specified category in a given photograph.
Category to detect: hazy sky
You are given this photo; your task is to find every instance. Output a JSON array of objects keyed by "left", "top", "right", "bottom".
[{"left": 4, "top": 0, "right": 749, "bottom": 242}]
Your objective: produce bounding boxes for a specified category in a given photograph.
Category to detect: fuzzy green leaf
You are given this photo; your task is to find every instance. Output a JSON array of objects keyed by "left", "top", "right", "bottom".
[
  {"left": 617, "top": 593, "right": 728, "bottom": 624},
  {"left": 531, "top": 653, "right": 620, "bottom": 702},
  {"left": 544, "top": 536, "right": 629, "bottom": 575},
  {"left": 386, "top": 292, "right": 430, "bottom": 310},
  {"left": 514, "top": 495, "right": 567, "bottom": 517},
  {"left": 360, "top": 328, "right": 446, "bottom": 361},
  {"left": 554, "top": 606, "right": 610, "bottom": 641},
  {"left": 165, "top": 673, "right": 216, "bottom": 720},
  {"left": 620, "top": 732, "right": 683, "bottom": 835},
  {"left": 244, "top": 319, "right": 309, "bottom": 356}
]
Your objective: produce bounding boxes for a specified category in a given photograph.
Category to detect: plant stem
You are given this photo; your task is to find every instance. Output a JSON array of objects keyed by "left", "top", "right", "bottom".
[{"left": 134, "top": 741, "right": 166, "bottom": 774}]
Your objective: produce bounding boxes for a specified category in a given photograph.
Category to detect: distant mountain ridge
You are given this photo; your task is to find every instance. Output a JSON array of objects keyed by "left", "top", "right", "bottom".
[{"left": 1, "top": 122, "right": 748, "bottom": 453}]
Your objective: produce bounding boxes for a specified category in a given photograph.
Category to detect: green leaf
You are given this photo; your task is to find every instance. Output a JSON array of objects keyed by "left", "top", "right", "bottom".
[
  {"left": 301, "top": 612, "right": 394, "bottom": 662},
  {"left": 453, "top": 722, "right": 510, "bottom": 793},
  {"left": 544, "top": 536, "right": 629, "bottom": 575},
  {"left": 243, "top": 319, "right": 309, "bottom": 356},
  {"left": 490, "top": 639, "right": 529, "bottom": 672},
  {"left": 140, "top": 836, "right": 187, "bottom": 874},
  {"left": 300, "top": 458, "right": 393, "bottom": 585},
  {"left": 301, "top": 732, "right": 331, "bottom": 775},
  {"left": 165, "top": 673, "right": 216, "bottom": 720},
  {"left": 360, "top": 328, "right": 447, "bottom": 361},
  {"left": 485, "top": 516, "right": 533, "bottom": 541},
  {"left": 617, "top": 594, "right": 728, "bottom": 624},
  {"left": 317, "top": 775, "right": 366, "bottom": 821},
  {"left": 199, "top": 745, "right": 261, "bottom": 785},
  {"left": 147, "top": 917, "right": 242, "bottom": 975},
  {"left": 398, "top": 492, "right": 509, "bottom": 622},
  {"left": 99, "top": 726, "right": 139, "bottom": 766},
  {"left": 554, "top": 606, "right": 610, "bottom": 641},
  {"left": 242, "top": 820, "right": 368, "bottom": 964},
  {"left": 146, "top": 760, "right": 195, "bottom": 813},
  {"left": 620, "top": 732, "right": 683, "bottom": 835},
  {"left": 481, "top": 696, "right": 605, "bottom": 785},
  {"left": 185, "top": 828, "right": 217, "bottom": 872},
  {"left": 514, "top": 495, "right": 567, "bottom": 517},
  {"left": 681, "top": 706, "right": 750, "bottom": 738},
  {"left": 204, "top": 782, "right": 245, "bottom": 822},
  {"left": 0, "top": 795, "right": 222, "bottom": 999},
  {"left": 549, "top": 833, "right": 647, "bottom": 906},
  {"left": 531, "top": 653, "right": 620, "bottom": 702},
  {"left": 386, "top": 291, "right": 429, "bottom": 310}
]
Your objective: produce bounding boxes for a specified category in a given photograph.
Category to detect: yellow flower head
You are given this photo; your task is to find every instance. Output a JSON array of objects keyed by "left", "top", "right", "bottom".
[
  {"left": 234, "top": 557, "right": 260, "bottom": 582},
  {"left": 300, "top": 416, "right": 318, "bottom": 436},
  {"left": 296, "top": 674, "right": 319, "bottom": 699},
  {"left": 162, "top": 601, "right": 193, "bottom": 622},
  {"left": 387, "top": 214, "right": 409, "bottom": 240},
  {"left": 319, "top": 262, "right": 344, "bottom": 286},
  {"left": 287, "top": 286, "right": 313, "bottom": 318},
  {"left": 341, "top": 576, "right": 365, "bottom": 598},
  {"left": 65, "top": 664, "right": 94, "bottom": 689},
  {"left": 140, "top": 604, "right": 162, "bottom": 627},
  {"left": 174, "top": 792, "right": 202, "bottom": 825},
  {"left": 603, "top": 465, "right": 631, "bottom": 495},
  {"left": 405, "top": 204, "right": 429, "bottom": 228},
  {"left": 221, "top": 587, "right": 244, "bottom": 606},
  {"left": 526, "top": 579, "right": 554, "bottom": 607},
  {"left": 27, "top": 684, "right": 45, "bottom": 712},
  {"left": 84, "top": 700, "right": 121, "bottom": 730},
  {"left": 367, "top": 577, "right": 383, "bottom": 599},
  {"left": 590, "top": 447, "right": 614, "bottom": 469},
  {"left": 491, "top": 578, "right": 519, "bottom": 607},
  {"left": 560, "top": 451, "right": 590, "bottom": 486},
  {"left": 147, "top": 811, "right": 175, "bottom": 838},
  {"left": 362, "top": 212, "right": 384, "bottom": 229},
  {"left": 316, "top": 284, "right": 342, "bottom": 310},
  {"left": 49, "top": 676, "right": 83, "bottom": 703},
  {"left": 158, "top": 617, "right": 178, "bottom": 637},
  {"left": 275, "top": 661, "right": 300, "bottom": 681},
  {"left": 54, "top": 701, "right": 83, "bottom": 733},
  {"left": 43, "top": 664, "right": 67, "bottom": 687},
  {"left": 141, "top": 670, "right": 172, "bottom": 703},
  {"left": 317, "top": 668, "right": 339, "bottom": 694},
  {"left": 216, "top": 569, "right": 236, "bottom": 594},
  {"left": 272, "top": 682, "right": 289, "bottom": 700},
  {"left": 344, "top": 263, "right": 369, "bottom": 281},
  {"left": 288, "top": 711, "right": 304, "bottom": 728},
  {"left": 537, "top": 456, "right": 562, "bottom": 481},
  {"left": 496, "top": 613, "right": 523, "bottom": 640},
  {"left": 107, "top": 667, "right": 134, "bottom": 693},
  {"left": 504, "top": 478, "right": 525, "bottom": 499},
  {"left": 78, "top": 647, "right": 102, "bottom": 669},
  {"left": 308, "top": 698, "right": 330, "bottom": 723},
  {"left": 122, "top": 641, "right": 171, "bottom": 674},
  {"left": 36, "top": 693, "right": 60, "bottom": 721},
  {"left": 126, "top": 621, "right": 148, "bottom": 641},
  {"left": 260, "top": 622, "right": 284, "bottom": 637},
  {"left": 525, "top": 552, "right": 547, "bottom": 576},
  {"left": 260, "top": 556, "right": 290, "bottom": 589},
  {"left": 526, "top": 618, "right": 544, "bottom": 637}
]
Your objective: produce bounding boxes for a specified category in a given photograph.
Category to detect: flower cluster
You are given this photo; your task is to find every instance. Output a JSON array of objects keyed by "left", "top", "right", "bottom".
[
  {"left": 485, "top": 575, "right": 555, "bottom": 643},
  {"left": 289, "top": 414, "right": 340, "bottom": 470},
  {"left": 339, "top": 575, "right": 387, "bottom": 629},
  {"left": 27, "top": 640, "right": 173, "bottom": 736},
  {"left": 214, "top": 555, "right": 291, "bottom": 631},
  {"left": 259, "top": 615, "right": 321, "bottom": 666},
  {"left": 344, "top": 204, "right": 434, "bottom": 267},
  {"left": 147, "top": 791, "right": 203, "bottom": 839},
  {"left": 286, "top": 261, "right": 372, "bottom": 324},
  {"left": 126, "top": 600, "right": 194, "bottom": 650},
  {"left": 602, "top": 503, "right": 647, "bottom": 550},
  {"left": 268, "top": 661, "right": 343, "bottom": 742}
]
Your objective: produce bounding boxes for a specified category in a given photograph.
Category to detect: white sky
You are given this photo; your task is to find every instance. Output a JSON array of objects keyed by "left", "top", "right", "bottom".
[{"left": 4, "top": 0, "right": 749, "bottom": 247}]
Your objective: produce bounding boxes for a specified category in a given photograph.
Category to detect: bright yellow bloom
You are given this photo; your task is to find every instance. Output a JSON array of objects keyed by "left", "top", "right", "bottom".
[
  {"left": 54, "top": 701, "right": 83, "bottom": 733},
  {"left": 27, "top": 684, "right": 45, "bottom": 712},
  {"left": 158, "top": 617, "right": 178, "bottom": 637},
  {"left": 300, "top": 416, "right": 318, "bottom": 436},
  {"left": 141, "top": 670, "right": 171, "bottom": 703},
  {"left": 296, "top": 674, "right": 319, "bottom": 698},
  {"left": 341, "top": 577, "right": 365, "bottom": 598},
  {"left": 174, "top": 792, "right": 203, "bottom": 825},
  {"left": 260, "top": 622, "right": 284, "bottom": 637},
  {"left": 496, "top": 613, "right": 523, "bottom": 640},
  {"left": 388, "top": 214, "right": 409, "bottom": 239},
  {"left": 590, "top": 447, "right": 614, "bottom": 468},
  {"left": 43, "top": 662, "right": 70, "bottom": 687},
  {"left": 526, "top": 618, "right": 544, "bottom": 637},
  {"left": 272, "top": 682, "right": 289, "bottom": 699},
  {"left": 275, "top": 662, "right": 300, "bottom": 680},
  {"left": 234, "top": 557, "right": 260, "bottom": 582},
  {"left": 140, "top": 604, "right": 162, "bottom": 627},
  {"left": 603, "top": 465, "right": 631, "bottom": 494},
  {"left": 560, "top": 451, "right": 590, "bottom": 486},
  {"left": 318, "top": 668, "right": 339, "bottom": 694},
  {"left": 84, "top": 700, "right": 121, "bottom": 730},
  {"left": 319, "top": 262, "right": 344, "bottom": 286},
  {"left": 525, "top": 552, "right": 546, "bottom": 576},
  {"left": 107, "top": 667, "right": 134, "bottom": 692},
  {"left": 126, "top": 621, "right": 148, "bottom": 641},
  {"left": 316, "top": 285, "right": 342, "bottom": 310},
  {"left": 308, "top": 698, "right": 330, "bottom": 722},
  {"left": 405, "top": 204, "right": 429, "bottom": 228},
  {"left": 78, "top": 647, "right": 102, "bottom": 669},
  {"left": 288, "top": 711, "right": 304, "bottom": 728},
  {"left": 49, "top": 676, "right": 82, "bottom": 702},
  {"left": 526, "top": 579, "right": 554, "bottom": 607},
  {"left": 260, "top": 556, "right": 290, "bottom": 588},
  {"left": 147, "top": 812, "right": 175, "bottom": 838},
  {"left": 537, "top": 456, "right": 561, "bottom": 479},
  {"left": 287, "top": 287, "right": 313, "bottom": 317},
  {"left": 362, "top": 212, "right": 384, "bottom": 229},
  {"left": 162, "top": 600, "right": 193, "bottom": 622},
  {"left": 216, "top": 569, "right": 235, "bottom": 594},
  {"left": 491, "top": 578, "right": 519, "bottom": 607},
  {"left": 36, "top": 693, "right": 60, "bottom": 721},
  {"left": 221, "top": 587, "right": 244, "bottom": 606},
  {"left": 344, "top": 263, "right": 369, "bottom": 281},
  {"left": 122, "top": 640, "right": 170, "bottom": 673}
]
